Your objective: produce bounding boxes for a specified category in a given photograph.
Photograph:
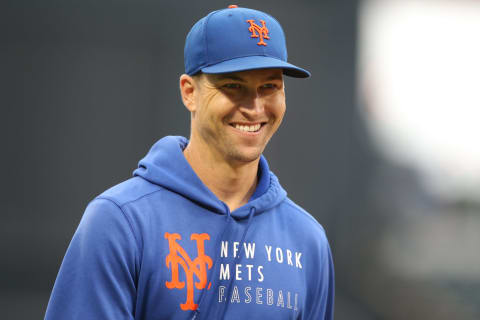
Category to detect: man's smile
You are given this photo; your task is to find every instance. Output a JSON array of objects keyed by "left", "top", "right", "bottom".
[{"left": 229, "top": 122, "right": 266, "bottom": 134}]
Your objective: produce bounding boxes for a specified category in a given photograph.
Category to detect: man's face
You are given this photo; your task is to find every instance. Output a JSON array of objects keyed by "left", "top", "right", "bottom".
[{"left": 190, "top": 68, "right": 286, "bottom": 165}]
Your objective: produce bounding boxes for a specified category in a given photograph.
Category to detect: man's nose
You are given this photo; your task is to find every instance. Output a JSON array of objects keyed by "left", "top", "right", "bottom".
[{"left": 239, "top": 91, "right": 265, "bottom": 115}]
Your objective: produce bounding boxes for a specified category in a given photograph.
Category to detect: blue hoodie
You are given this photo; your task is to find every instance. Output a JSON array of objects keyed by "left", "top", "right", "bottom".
[{"left": 45, "top": 136, "right": 334, "bottom": 320}]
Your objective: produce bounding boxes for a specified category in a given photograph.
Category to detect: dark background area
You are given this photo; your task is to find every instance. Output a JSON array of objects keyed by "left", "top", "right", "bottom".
[
  {"left": 4, "top": 1, "right": 476, "bottom": 319},
  {"left": 2, "top": 0, "right": 369, "bottom": 318}
]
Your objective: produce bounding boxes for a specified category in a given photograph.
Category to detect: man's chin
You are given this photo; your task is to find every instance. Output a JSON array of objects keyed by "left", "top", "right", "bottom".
[{"left": 227, "top": 147, "right": 264, "bottom": 164}]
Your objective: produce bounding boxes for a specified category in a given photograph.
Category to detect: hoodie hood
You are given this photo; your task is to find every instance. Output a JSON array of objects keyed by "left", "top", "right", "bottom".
[{"left": 133, "top": 136, "right": 287, "bottom": 219}]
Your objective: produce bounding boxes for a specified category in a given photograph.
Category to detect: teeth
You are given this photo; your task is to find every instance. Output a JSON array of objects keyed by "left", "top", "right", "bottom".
[{"left": 234, "top": 124, "right": 261, "bottom": 132}]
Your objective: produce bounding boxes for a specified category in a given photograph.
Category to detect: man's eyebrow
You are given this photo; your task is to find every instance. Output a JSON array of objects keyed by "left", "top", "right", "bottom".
[
  {"left": 213, "top": 74, "right": 246, "bottom": 82},
  {"left": 265, "top": 74, "right": 284, "bottom": 81},
  {"left": 211, "top": 72, "right": 283, "bottom": 82}
]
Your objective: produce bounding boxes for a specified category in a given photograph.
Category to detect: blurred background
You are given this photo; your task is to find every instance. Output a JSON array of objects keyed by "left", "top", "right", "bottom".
[{"left": 1, "top": 0, "right": 479, "bottom": 319}]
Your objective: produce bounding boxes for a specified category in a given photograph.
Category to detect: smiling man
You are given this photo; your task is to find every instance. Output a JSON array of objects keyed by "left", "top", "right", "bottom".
[
  {"left": 46, "top": 6, "right": 334, "bottom": 320},
  {"left": 181, "top": 69, "right": 286, "bottom": 212}
]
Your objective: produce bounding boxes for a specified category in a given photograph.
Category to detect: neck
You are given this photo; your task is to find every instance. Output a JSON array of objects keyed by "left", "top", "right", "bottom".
[{"left": 183, "top": 139, "right": 259, "bottom": 212}]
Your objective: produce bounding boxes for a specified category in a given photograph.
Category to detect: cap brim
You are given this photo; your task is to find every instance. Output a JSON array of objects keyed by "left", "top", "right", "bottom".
[{"left": 200, "top": 56, "right": 310, "bottom": 78}]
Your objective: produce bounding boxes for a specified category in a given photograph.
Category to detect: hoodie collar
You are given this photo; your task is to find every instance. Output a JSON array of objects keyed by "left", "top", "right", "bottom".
[{"left": 133, "top": 136, "right": 286, "bottom": 219}]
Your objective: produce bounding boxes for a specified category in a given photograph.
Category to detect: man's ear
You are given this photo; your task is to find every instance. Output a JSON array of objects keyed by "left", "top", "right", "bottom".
[{"left": 179, "top": 74, "right": 198, "bottom": 112}]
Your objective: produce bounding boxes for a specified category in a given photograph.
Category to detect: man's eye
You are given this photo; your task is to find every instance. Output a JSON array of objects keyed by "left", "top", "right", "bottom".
[
  {"left": 223, "top": 83, "right": 242, "bottom": 89},
  {"left": 262, "top": 83, "right": 276, "bottom": 89}
]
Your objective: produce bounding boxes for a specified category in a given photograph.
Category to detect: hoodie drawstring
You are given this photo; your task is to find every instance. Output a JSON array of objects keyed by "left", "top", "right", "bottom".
[
  {"left": 191, "top": 208, "right": 233, "bottom": 320},
  {"left": 218, "top": 207, "right": 256, "bottom": 319},
  {"left": 192, "top": 207, "right": 256, "bottom": 320},
  {"left": 238, "top": 207, "right": 256, "bottom": 256}
]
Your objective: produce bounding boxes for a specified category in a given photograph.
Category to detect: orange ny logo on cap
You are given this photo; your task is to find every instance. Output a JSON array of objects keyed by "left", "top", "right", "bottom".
[{"left": 246, "top": 19, "right": 270, "bottom": 46}]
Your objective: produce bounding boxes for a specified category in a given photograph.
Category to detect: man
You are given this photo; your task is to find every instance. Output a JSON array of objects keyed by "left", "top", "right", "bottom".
[{"left": 46, "top": 5, "right": 334, "bottom": 320}]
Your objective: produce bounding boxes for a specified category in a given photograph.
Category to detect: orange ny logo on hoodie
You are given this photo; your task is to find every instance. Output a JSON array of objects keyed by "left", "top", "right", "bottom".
[{"left": 165, "top": 232, "right": 213, "bottom": 310}]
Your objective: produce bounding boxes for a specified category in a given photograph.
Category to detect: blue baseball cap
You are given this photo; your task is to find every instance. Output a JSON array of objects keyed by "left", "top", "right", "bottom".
[{"left": 184, "top": 5, "right": 310, "bottom": 78}]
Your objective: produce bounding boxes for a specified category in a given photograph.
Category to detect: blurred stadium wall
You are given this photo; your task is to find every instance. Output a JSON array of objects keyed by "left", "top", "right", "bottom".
[{"left": 1, "top": 0, "right": 478, "bottom": 319}]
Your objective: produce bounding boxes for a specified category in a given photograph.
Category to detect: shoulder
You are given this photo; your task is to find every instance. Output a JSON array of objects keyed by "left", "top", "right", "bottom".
[
  {"left": 78, "top": 177, "right": 161, "bottom": 254},
  {"left": 283, "top": 198, "right": 327, "bottom": 232},
  {"left": 278, "top": 197, "right": 330, "bottom": 247},
  {"left": 96, "top": 176, "right": 163, "bottom": 208}
]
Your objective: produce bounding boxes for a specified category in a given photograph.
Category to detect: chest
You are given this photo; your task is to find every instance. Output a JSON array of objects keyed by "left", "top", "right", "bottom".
[{"left": 133, "top": 213, "right": 309, "bottom": 319}]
